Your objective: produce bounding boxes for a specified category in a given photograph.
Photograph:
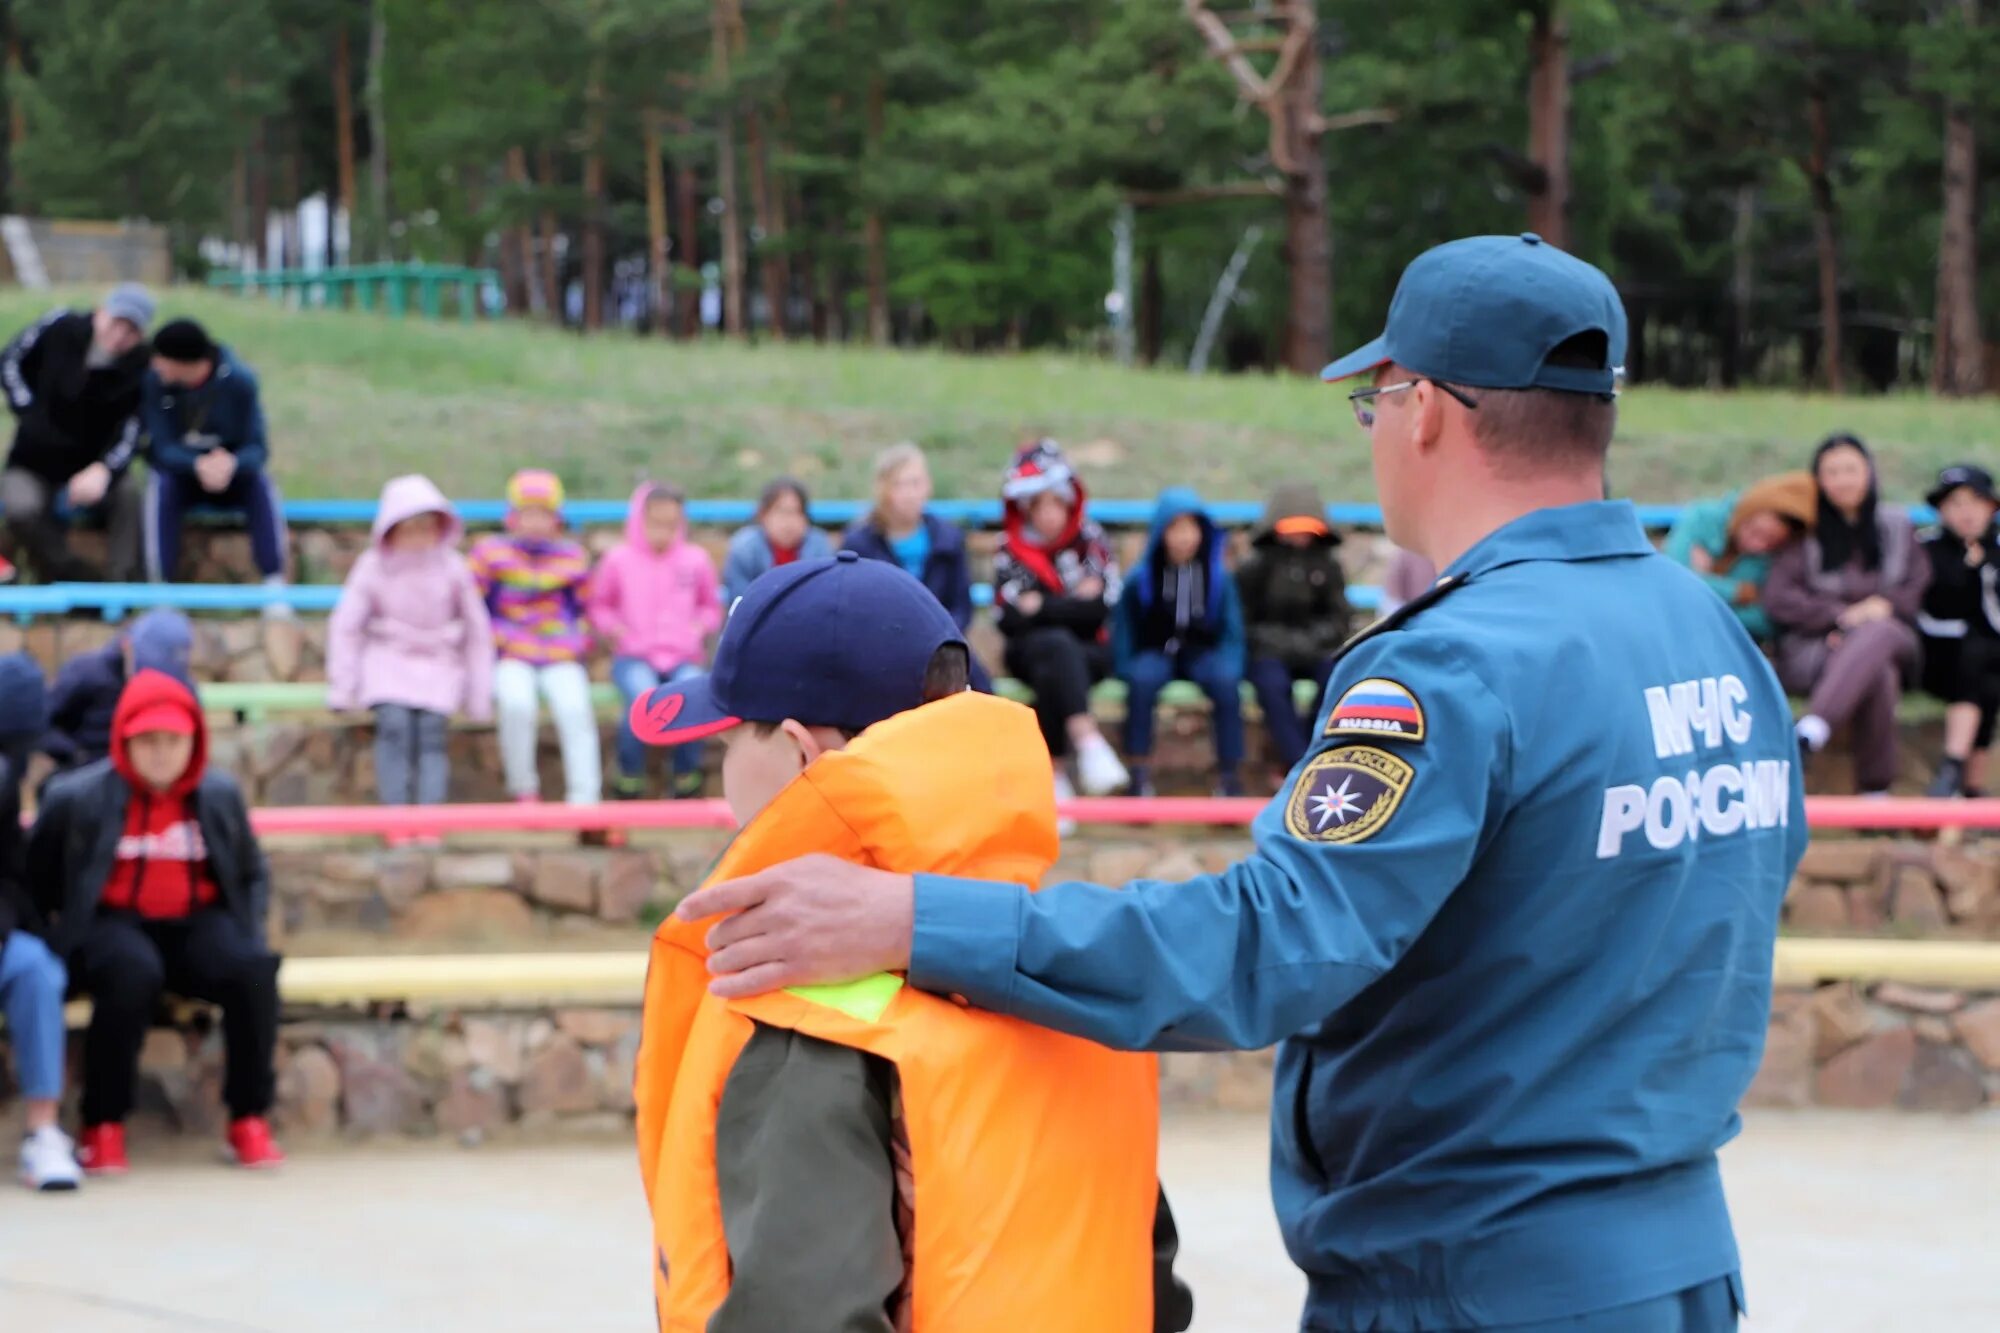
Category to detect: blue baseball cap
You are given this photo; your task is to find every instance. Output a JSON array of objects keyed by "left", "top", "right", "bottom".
[
  {"left": 1320, "top": 233, "right": 1626, "bottom": 397},
  {"left": 631, "top": 550, "right": 966, "bottom": 746}
]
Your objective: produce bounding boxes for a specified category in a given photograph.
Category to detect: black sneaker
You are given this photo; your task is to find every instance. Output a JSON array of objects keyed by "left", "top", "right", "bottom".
[{"left": 1927, "top": 758, "right": 1967, "bottom": 800}]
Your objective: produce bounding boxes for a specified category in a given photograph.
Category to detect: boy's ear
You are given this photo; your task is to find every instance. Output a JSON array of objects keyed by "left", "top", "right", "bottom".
[{"left": 779, "top": 718, "right": 826, "bottom": 768}]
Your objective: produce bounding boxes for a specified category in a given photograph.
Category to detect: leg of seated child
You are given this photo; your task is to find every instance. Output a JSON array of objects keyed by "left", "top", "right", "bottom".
[
  {"left": 493, "top": 659, "right": 543, "bottom": 800},
  {"left": 1246, "top": 657, "right": 1307, "bottom": 770},
  {"left": 168, "top": 910, "right": 281, "bottom": 1125},
  {"left": 374, "top": 704, "right": 415, "bottom": 805},
  {"left": 414, "top": 708, "right": 450, "bottom": 806},
  {"left": 610, "top": 657, "right": 662, "bottom": 792},
  {"left": 73, "top": 915, "right": 167, "bottom": 1129},
  {"left": 1184, "top": 650, "right": 1245, "bottom": 795},
  {"left": 1121, "top": 651, "right": 1175, "bottom": 788},
  {"left": 0, "top": 932, "right": 68, "bottom": 1126},
  {"left": 540, "top": 661, "right": 603, "bottom": 805}
]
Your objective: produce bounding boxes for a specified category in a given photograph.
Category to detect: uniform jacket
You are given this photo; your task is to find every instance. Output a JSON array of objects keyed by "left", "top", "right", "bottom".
[
  {"left": 29, "top": 670, "right": 270, "bottom": 955},
  {"left": 908, "top": 502, "right": 1806, "bottom": 1330},
  {"left": 1112, "top": 487, "right": 1245, "bottom": 675},
  {"left": 637, "top": 692, "right": 1160, "bottom": 1332},
  {"left": 142, "top": 347, "right": 269, "bottom": 476},
  {"left": 1235, "top": 482, "right": 1351, "bottom": 670},
  {"left": 1, "top": 308, "right": 147, "bottom": 483},
  {"left": 327, "top": 475, "right": 495, "bottom": 719},
  {"left": 587, "top": 484, "right": 723, "bottom": 672}
]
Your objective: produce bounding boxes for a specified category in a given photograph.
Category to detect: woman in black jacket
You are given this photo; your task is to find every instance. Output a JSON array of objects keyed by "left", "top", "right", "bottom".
[
  {"left": 1236, "top": 482, "right": 1352, "bottom": 771},
  {"left": 1918, "top": 464, "right": 2000, "bottom": 797}
]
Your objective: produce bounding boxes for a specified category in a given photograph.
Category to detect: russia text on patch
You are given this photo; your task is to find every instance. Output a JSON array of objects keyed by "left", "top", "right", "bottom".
[{"left": 1323, "top": 677, "right": 1426, "bottom": 743}]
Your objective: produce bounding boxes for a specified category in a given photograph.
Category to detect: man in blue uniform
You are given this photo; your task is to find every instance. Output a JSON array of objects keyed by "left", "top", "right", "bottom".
[{"left": 669, "top": 234, "right": 1807, "bottom": 1331}]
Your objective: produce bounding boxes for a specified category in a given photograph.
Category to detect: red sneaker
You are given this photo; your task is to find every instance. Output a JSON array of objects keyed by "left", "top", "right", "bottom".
[
  {"left": 77, "top": 1123, "right": 129, "bottom": 1176},
  {"left": 226, "top": 1116, "right": 286, "bottom": 1170}
]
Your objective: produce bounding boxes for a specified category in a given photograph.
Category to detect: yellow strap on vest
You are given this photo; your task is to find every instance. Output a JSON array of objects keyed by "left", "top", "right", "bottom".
[{"left": 787, "top": 972, "right": 904, "bottom": 1024}]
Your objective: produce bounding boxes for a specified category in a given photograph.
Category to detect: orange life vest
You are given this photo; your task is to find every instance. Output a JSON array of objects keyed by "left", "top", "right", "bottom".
[{"left": 634, "top": 692, "right": 1160, "bottom": 1332}]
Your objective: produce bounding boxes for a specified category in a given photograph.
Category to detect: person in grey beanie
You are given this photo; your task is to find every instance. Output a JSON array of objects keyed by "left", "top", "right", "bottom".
[{"left": 0, "top": 283, "right": 153, "bottom": 584}]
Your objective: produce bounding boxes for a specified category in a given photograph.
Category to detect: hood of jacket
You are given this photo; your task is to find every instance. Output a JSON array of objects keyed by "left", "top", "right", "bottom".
[
  {"left": 372, "top": 474, "right": 464, "bottom": 549},
  {"left": 109, "top": 668, "right": 208, "bottom": 799},
  {"left": 1000, "top": 439, "right": 1090, "bottom": 582},
  {"left": 621, "top": 481, "right": 686, "bottom": 554},
  {"left": 1254, "top": 481, "right": 1339, "bottom": 548},
  {"left": 1129, "top": 487, "right": 1226, "bottom": 616}
]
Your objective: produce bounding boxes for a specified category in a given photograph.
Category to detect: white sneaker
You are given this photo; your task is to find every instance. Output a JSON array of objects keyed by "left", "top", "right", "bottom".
[
  {"left": 19, "top": 1125, "right": 81, "bottom": 1192},
  {"left": 1053, "top": 770, "right": 1078, "bottom": 838},
  {"left": 1075, "top": 735, "right": 1130, "bottom": 797}
]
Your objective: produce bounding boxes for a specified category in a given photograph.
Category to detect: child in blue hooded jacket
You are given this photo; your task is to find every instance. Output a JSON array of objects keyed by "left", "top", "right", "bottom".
[{"left": 1113, "top": 489, "right": 1246, "bottom": 796}]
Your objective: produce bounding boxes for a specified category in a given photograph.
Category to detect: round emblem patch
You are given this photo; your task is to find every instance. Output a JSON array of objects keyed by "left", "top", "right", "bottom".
[{"left": 1284, "top": 745, "right": 1416, "bottom": 845}]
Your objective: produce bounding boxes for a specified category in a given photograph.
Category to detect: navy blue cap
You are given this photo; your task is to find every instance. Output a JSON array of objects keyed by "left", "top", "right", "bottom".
[
  {"left": 631, "top": 550, "right": 965, "bottom": 746},
  {"left": 1321, "top": 233, "right": 1626, "bottom": 397}
]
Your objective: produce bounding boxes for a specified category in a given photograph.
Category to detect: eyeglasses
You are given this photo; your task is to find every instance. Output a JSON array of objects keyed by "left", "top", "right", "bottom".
[{"left": 1348, "top": 378, "right": 1480, "bottom": 429}]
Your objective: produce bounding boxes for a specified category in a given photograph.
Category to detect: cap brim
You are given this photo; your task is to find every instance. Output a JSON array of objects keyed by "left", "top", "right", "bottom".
[
  {"left": 629, "top": 676, "right": 742, "bottom": 746},
  {"left": 123, "top": 704, "right": 196, "bottom": 737},
  {"left": 1319, "top": 335, "right": 1391, "bottom": 383}
]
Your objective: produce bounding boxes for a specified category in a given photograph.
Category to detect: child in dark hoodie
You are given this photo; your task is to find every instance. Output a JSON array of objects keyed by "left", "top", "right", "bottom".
[
  {"left": 40, "top": 607, "right": 193, "bottom": 775},
  {"left": 1113, "top": 488, "right": 1247, "bottom": 796},
  {"left": 994, "top": 439, "right": 1130, "bottom": 801},
  {"left": 1235, "top": 482, "right": 1353, "bottom": 771},
  {"left": 28, "top": 669, "right": 284, "bottom": 1175}
]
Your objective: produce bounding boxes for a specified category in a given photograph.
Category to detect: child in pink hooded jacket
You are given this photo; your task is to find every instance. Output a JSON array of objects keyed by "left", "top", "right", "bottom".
[
  {"left": 588, "top": 482, "right": 722, "bottom": 797},
  {"left": 327, "top": 475, "right": 494, "bottom": 806}
]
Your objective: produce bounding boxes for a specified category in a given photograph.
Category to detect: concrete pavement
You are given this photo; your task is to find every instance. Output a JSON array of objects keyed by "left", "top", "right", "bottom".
[{"left": 0, "top": 1110, "right": 1993, "bottom": 1331}]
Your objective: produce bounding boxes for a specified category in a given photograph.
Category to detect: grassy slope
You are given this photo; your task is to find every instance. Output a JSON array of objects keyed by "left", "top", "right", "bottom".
[{"left": 15, "top": 287, "right": 1997, "bottom": 506}]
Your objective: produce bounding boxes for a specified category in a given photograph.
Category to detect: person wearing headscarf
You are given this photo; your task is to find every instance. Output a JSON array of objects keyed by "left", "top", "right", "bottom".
[
  {"left": 1663, "top": 471, "right": 1817, "bottom": 643},
  {"left": 1763, "top": 434, "right": 1930, "bottom": 794}
]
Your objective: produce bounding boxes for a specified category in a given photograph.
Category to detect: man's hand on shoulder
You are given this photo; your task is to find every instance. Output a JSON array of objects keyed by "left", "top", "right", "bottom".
[{"left": 674, "top": 853, "right": 916, "bottom": 999}]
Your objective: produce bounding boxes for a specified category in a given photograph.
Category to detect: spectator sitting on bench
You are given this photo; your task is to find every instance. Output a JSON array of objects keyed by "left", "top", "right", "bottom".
[
  {"left": 1113, "top": 488, "right": 1247, "bottom": 797},
  {"left": 29, "top": 668, "right": 284, "bottom": 1175},
  {"left": 1235, "top": 482, "right": 1352, "bottom": 774},
  {"left": 590, "top": 481, "right": 722, "bottom": 801},
  {"left": 469, "top": 469, "right": 603, "bottom": 820},
  {"left": 1766, "top": 433, "right": 1930, "bottom": 796},
  {"left": 0, "top": 653, "right": 82, "bottom": 1192},
  {"left": 141, "top": 319, "right": 290, "bottom": 614},
  {"left": 1917, "top": 464, "right": 2000, "bottom": 799},
  {"left": 841, "top": 442, "right": 991, "bottom": 692},
  {"left": 1664, "top": 471, "right": 1816, "bottom": 644},
  {"left": 722, "top": 476, "right": 832, "bottom": 604},
  {"left": 0, "top": 283, "right": 154, "bottom": 585},
  {"left": 41, "top": 607, "right": 192, "bottom": 777},
  {"left": 994, "top": 439, "right": 1129, "bottom": 800},
  {"left": 327, "top": 474, "right": 494, "bottom": 815}
]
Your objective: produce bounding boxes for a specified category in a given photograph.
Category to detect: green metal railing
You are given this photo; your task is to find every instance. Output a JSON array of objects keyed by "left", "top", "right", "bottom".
[{"left": 207, "top": 264, "right": 499, "bottom": 322}]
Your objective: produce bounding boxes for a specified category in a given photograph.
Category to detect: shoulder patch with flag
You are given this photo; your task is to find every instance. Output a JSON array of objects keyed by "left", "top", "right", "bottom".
[{"left": 1323, "top": 677, "right": 1426, "bottom": 743}]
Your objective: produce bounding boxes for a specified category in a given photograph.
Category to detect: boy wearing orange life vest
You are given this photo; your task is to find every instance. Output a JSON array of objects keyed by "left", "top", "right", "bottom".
[{"left": 630, "top": 550, "right": 1190, "bottom": 1333}]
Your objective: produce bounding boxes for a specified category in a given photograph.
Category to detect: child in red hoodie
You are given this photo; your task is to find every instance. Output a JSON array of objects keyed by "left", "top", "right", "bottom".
[{"left": 27, "top": 669, "right": 284, "bottom": 1173}]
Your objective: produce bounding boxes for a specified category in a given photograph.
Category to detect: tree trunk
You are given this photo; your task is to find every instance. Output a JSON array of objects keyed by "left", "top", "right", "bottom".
[
  {"left": 1933, "top": 0, "right": 1984, "bottom": 396},
  {"left": 675, "top": 157, "right": 702, "bottom": 338},
  {"left": 4, "top": 16, "right": 24, "bottom": 209},
  {"left": 1138, "top": 244, "right": 1164, "bottom": 366},
  {"left": 1524, "top": 3, "right": 1571, "bottom": 249},
  {"left": 582, "top": 60, "right": 607, "bottom": 332},
  {"left": 365, "top": 0, "right": 391, "bottom": 259},
  {"left": 863, "top": 71, "right": 890, "bottom": 345},
  {"left": 332, "top": 22, "right": 358, "bottom": 221},
  {"left": 711, "top": 0, "right": 747, "bottom": 336},
  {"left": 535, "top": 147, "right": 561, "bottom": 325},
  {"left": 248, "top": 120, "right": 271, "bottom": 268},
  {"left": 1805, "top": 83, "right": 1844, "bottom": 393},
  {"left": 503, "top": 145, "right": 535, "bottom": 315},
  {"left": 642, "top": 111, "right": 671, "bottom": 337},
  {"left": 1724, "top": 184, "right": 1756, "bottom": 389},
  {"left": 1277, "top": 3, "right": 1330, "bottom": 376},
  {"left": 728, "top": 3, "right": 788, "bottom": 338}
]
